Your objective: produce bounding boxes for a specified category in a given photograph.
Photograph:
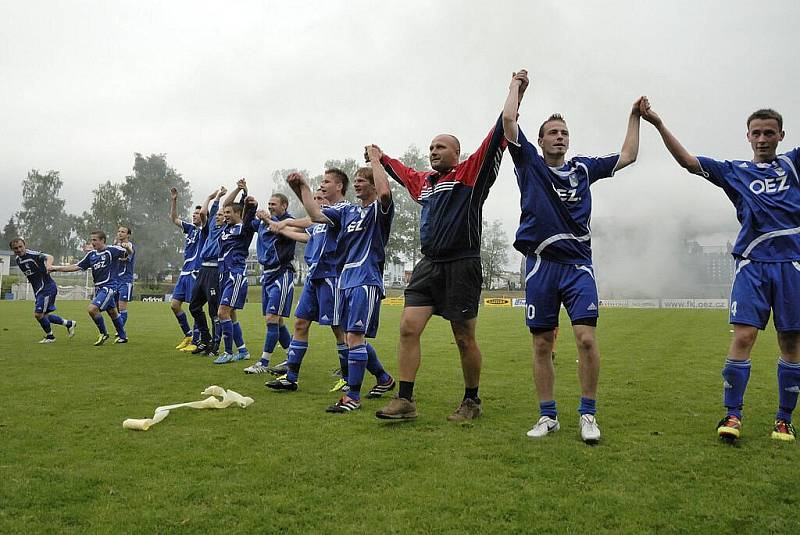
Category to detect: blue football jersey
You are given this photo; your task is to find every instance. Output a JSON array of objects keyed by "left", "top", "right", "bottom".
[
  {"left": 118, "top": 242, "right": 136, "bottom": 283},
  {"left": 252, "top": 212, "right": 296, "bottom": 283},
  {"left": 179, "top": 220, "right": 204, "bottom": 274},
  {"left": 15, "top": 249, "right": 57, "bottom": 296},
  {"left": 696, "top": 148, "right": 800, "bottom": 261},
  {"left": 311, "top": 201, "right": 350, "bottom": 280},
  {"left": 218, "top": 208, "right": 258, "bottom": 274},
  {"left": 323, "top": 198, "right": 394, "bottom": 293},
  {"left": 509, "top": 127, "right": 619, "bottom": 264},
  {"left": 304, "top": 223, "right": 326, "bottom": 268},
  {"left": 76, "top": 245, "right": 128, "bottom": 289},
  {"left": 199, "top": 201, "right": 224, "bottom": 264}
]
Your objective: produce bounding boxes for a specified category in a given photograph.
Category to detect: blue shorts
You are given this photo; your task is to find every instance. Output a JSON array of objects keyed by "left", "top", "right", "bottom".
[
  {"left": 295, "top": 277, "right": 336, "bottom": 325},
  {"left": 261, "top": 270, "right": 294, "bottom": 317},
  {"left": 92, "top": 287, "right": 119, "bottom": 312},
  {"left": 334, "top": 285, "right": 381, "bottom": 338},
  {"left": 34, "top": 290, "right": 58, "bottom": 314},
  {"left": 524, "top": 255, "right": 598, "bottom": 330},
  {"left": 117, "top": 282, "right": 134, "bottom": 302},
  {"left": 172, "top": 273, "right": 196, "bottom": 302},
  {"left": 730, "top": 259, "right": 800, "bottom": 331},
  {"left": 219, "top": 271, "right": 248, "bottom": 310}
]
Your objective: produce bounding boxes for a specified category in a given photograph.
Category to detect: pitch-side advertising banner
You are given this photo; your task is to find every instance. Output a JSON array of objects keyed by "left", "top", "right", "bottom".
[
  {"left": 484, "top": 297, "right": 512, "bottom": 307},
  {"left": 661, "top": 298, "right": 729, "bottom": 309}
]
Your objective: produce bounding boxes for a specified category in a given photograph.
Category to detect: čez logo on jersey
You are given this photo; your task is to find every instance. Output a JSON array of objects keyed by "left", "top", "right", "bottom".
[{"left": 749, "top": 173, "right": 789, "bottom": 195}]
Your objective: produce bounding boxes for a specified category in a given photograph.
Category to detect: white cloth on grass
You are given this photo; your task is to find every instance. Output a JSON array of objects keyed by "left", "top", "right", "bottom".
[{"left": 122, "top": 385, "right": 254, "bottom": 431}]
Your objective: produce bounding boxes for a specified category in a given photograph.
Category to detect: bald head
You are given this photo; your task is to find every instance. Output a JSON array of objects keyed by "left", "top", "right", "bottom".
[{"left": 429, "top": 134, "right": 461, "bottom": 172}]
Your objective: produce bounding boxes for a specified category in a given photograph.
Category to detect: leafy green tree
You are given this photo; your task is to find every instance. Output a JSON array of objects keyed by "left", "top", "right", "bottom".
[
  {"left": 15, "top": 169, "right": 73, "bottom": 261},
  {"left": 75, "top": 180, "right": 130, "bottom": 241},
  {"left": 2, "top": 216, "right": 19, "bottom": 245},
  {"left": 480, "top": 219, "right": 510, "bottom": 289},
  {"left": 121, "top": 153, "right": 192, "bottom": 282},
  {"left": 388, "top": 146, "right": 425, "bottom": 265}
]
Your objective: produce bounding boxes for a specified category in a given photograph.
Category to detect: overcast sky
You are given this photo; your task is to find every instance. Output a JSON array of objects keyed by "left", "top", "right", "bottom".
[{"left": 2, "top": 0, "right": 799, "bottom": 286}]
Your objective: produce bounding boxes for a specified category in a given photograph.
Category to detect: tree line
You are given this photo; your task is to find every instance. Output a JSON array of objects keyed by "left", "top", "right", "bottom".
[{"left": 2, "top": 149, "right": 511, "bottom": 288}]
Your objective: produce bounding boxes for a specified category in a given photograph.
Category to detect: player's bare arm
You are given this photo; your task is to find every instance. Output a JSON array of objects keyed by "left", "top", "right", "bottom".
[
  {"left": 503, "top": 69, "right": 529, "bottom": 144},
  {"left": 199, "top": 188, "right": 219, "bottom": 219},
  {"left": 367, "top": 145, "right": 392, "bottom": 207},
  {"left": 287, "top": 173, "right": 327, "bottom": 224},
  {"left": 269, "top": 220, "right": 310, "bottom": 243},
  {"left": 640, "top": 97, "right": 701, "bottom": 173},
  {"left": 615, "top": 97, "right": 644, "bottom": 171},
  {"left": 222, "top": 180, "right": 244, "bottom": 207},
  {"left": 169, "top": 187, "right": 182, "bottom": 227}
]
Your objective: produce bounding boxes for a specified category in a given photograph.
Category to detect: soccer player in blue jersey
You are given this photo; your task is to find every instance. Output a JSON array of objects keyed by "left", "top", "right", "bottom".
[
  {"left": 188, "top": 186, "right": 227, "bottom": 356},
  {"left": 115, "top": 225, "right": 135, "bottom": 327},
  {"left": 252, "top": 173, "right": 350, "bottom": 390},
  {"left": 641, "top": 100, "right": 800, "bottom": 442},
  {"left": 251, "top": 193, "right": 295, "bottom": 369},
  {"left": 503, "top": 70, "right": 642, "bottom": 443},
  {"left": 281, "top": 154, "right": 395, "bottom": 412},
  {"left": 50, "top": 231, "right": 132, "bottom": 346},
  {"left": 10, "top": 238, "right": 77, "bottom": 343},
  {"left": 169, "top": 187, "right": 205, "bottom": 351},
  {"left": 214, "top": 179, "right": 258, "bottom": 364}
]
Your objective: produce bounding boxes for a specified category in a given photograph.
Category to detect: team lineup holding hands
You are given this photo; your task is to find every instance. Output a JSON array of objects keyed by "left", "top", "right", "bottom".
[{"left": 12, "top": 69, "right": 800, "bottom": 444}]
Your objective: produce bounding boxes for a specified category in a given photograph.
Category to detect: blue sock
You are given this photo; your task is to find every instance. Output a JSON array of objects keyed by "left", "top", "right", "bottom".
[
  {"left": 578, "top": 397, "right": 597, "bottom": 416},
  {"left": 286, "top": 340, "right": 309, "bottom": 382},
  {"left": 539, "top": 400, "right": 557, "bottom": 419},
  {"left": 722, "top": 358, "right": 751, "bottom": 419},
  {"left": 37, "top": 316, "right": 52, "bottom": 336},
  {"left": 119, "top": 310, "right": 128, "bottom": 326},
  {"left": 233, "top": 321, "right": 245, "bottom": 349},
  {"left": 264, "top": 323, "right": 280, "bottom": 354},
  {"left": 221, "top": 319, "right": 234, "bottom": 354},
  {"left": 337, "top": 343, "right": 349, "bottom": 380},
  {"left": 777, "top": 358, "right": 800, "bottom": 423},
  {"left": 279, "top": 325, "right": 292, "bottom": 349},
  {"left": 48, "top": 314, "right": 65, "bottom": 325},
  {"left": 112, "top": 316, "right": 127, "bottom": 339},
  {"left": 365, "top": 343, "right": 390, "bottom": 383},
  {"left": 93, "top": 315, "right": 107, "bottom": 335},
  {"left": 346, "top": 344, "right": 368, "bottom": 401},
  {"left": 175, "top": 311, "right": 191, "bottom": 336}
]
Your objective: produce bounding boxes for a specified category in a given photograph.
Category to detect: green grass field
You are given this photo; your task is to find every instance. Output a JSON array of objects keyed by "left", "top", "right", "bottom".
[{"left": 1, "top": 300, "right": 798, "bottom": 533}]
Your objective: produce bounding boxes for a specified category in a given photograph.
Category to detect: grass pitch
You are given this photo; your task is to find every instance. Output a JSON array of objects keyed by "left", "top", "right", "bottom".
[{"left": 1, "top": 300, "right": 798, "bottom": 533}]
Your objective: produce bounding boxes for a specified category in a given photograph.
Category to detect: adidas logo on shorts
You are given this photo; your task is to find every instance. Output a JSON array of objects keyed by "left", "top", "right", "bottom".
[{"left": 587, "top": 303, "right": 597, "bottom": 311}]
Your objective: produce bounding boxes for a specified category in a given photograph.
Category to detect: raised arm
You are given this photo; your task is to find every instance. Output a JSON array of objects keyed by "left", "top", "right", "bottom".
[
  {"left": 200, "top": 188, "right": 220, "bottom": 218},
  {"left": 615, "top": 97, "right": 643, "bottom": 171},
  {"left": 502, "top": 69, "right": 529, "bottom": 144},
  {"left": 44, "top": 254, "right": 54, "bottom": 272},
  {"left": 169, "top": 187, "right": 182, "bottom": 227},
  {"left": 640, "top": 97, "right": 701, "bottom": 173},
  {"left": 223, "top": 179, "right": 245, "bottom": 206},
  {"left": 287, "top": 173, "right": 327, "bottom": 224},
  {"left": 367, "top": 145, "right": 392, "bottom": 207}
]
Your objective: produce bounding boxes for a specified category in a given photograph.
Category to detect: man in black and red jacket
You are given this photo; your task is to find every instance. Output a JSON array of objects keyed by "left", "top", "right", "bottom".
[{"left": 373, "top": 82, "right": 525, "bottom": 421}]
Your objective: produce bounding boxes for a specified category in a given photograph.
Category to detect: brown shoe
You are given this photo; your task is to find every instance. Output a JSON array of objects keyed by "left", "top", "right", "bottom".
[
  {"left": 447, "top": 398, "right": 482, "bottom": 422},
  {"left": 375, "top": 394, "right": 418, "bottom": 420}
]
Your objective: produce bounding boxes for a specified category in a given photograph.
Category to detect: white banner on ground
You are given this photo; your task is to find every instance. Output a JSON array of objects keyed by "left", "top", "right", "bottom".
[
  {"left": 512, "top": 298, "right": 526, "bottom": 307},
  {"left": 661, "top": 298, "right": 729, "bottom": 309},
  {"left": 599, "top": 299, "right": 660, "bottom": 308}
]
